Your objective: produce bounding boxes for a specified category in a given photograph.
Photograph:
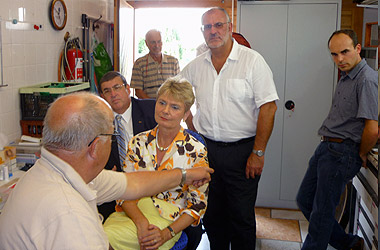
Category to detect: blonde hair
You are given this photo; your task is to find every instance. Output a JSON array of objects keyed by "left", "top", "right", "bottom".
[{"left": 157, "top": 77, "right": 195, "bottom": 112}]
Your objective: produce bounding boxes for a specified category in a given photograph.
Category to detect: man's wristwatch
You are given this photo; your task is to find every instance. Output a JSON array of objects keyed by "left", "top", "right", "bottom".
[
  {"left": 167, "top": 225, "right": 176, "bottom": 238},
  {"left": 252, "top": 149, "right": 264, "bottom": 157}
]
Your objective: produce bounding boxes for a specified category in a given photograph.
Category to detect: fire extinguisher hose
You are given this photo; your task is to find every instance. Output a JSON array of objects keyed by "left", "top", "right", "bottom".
[{"left": 59, "top": 36, "right": 84, "bottom": 82}]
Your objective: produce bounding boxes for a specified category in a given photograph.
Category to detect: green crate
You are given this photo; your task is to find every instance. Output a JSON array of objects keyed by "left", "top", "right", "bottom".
[{"left": 19, "top": 82, "right": 90, "bottom": 120}]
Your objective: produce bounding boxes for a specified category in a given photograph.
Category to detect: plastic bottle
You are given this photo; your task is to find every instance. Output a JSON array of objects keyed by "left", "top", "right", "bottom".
[
  {"left": 8, "top": 161, "right": 13, "bottom": 178},
  {"left": 0, "top": 164, "right": 4, "bottom": 181},
  {"left": 3, "top": 164, "right": 9, "bottom": 181}
]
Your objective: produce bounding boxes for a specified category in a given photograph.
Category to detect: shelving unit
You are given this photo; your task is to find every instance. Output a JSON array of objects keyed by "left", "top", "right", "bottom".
[
  {"left": 352, "top": 149, "right": 378, "bottom": 250},
  {"left": 357, "top": 0, "right": 378, "bottom": 8}
]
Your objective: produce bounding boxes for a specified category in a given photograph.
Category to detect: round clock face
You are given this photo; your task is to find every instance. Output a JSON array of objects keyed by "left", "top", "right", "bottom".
[{"left": 50, "top": 0, "right": 67, "bottom": 30}]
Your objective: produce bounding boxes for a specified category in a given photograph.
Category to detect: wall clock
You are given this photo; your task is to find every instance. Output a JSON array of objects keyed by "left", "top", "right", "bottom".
[{"left": 50, "top": 0, "right": 67, "bottom": 30}]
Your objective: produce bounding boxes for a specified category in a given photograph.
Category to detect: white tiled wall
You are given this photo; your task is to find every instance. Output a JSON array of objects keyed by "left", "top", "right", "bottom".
[{"left": 0, "top": 0, "right": 113, "bottom": 143}]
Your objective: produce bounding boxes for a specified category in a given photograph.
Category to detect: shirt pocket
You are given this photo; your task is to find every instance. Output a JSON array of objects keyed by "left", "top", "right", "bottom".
[
  {"left": 226, "top": 79, "right": 253, "bottom": 102},
  {"left": 337, "top": 91, "right": 356, "bottom": 118}
]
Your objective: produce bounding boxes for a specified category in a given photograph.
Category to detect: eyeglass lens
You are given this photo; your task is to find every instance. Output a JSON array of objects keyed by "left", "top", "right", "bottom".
[
  {"left": 102, "top": 84, "right": 124, "bottom": 95},
  {"left": 202, "top": 22, "right": 228, "bottom": 31}
]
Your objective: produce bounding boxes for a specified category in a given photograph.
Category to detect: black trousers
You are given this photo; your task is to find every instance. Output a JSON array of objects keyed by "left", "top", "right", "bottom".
[
  {"left": 203, "top": 136, "right": 260, "bottom": 250},
  {"left": 183, "top": 221, "right": 205, "bottom": 250}
]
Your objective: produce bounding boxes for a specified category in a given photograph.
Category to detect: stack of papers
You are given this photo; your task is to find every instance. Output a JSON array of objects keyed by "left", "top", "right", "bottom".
[{"left": 18, "top": 135, "right": 41, "bottom": 146}]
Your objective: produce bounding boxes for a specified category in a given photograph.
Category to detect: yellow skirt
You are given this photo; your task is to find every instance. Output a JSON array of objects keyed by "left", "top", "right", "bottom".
[{"left": 104, "top": 197, "right": 181, "bottom": 250}]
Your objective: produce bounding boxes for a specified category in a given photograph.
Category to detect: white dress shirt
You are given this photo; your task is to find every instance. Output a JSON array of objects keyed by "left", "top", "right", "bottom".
[
  {"left": 115, "top": 102, "right": 133, "bottom": 143},
  {"left": 180, "top": 40, "right": 278, "bottom": 142}
]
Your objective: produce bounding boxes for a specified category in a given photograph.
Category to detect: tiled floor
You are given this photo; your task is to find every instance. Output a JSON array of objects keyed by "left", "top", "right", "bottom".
[{"left": 196, "top": 207, "right": 339, "bottom": 250}]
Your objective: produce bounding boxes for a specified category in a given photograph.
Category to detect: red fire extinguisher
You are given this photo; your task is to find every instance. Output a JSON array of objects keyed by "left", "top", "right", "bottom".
[{"left": 65, "top": 48, "right": 83, "bottom": 82}]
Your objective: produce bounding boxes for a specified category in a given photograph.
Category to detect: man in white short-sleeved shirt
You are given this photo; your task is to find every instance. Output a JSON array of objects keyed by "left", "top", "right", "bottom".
[{"left": 179, "top": 7, "right": 278, "bottom": 250}]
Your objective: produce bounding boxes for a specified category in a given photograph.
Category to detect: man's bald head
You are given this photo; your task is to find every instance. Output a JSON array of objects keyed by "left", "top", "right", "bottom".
[{"left": 42, "top": 92, "right": 113, "bottom": 152}]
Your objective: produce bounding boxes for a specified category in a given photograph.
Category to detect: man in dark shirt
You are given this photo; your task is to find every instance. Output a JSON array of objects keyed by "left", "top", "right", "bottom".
[
  {"left": 96, "top": 71, "right": 157, "bottom": 221},
  {"left": 296, "top": 30, "right": 378, "bottom": 250}
]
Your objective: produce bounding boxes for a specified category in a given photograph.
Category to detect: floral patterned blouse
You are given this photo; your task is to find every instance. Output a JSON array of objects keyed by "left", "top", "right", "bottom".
[{"left": 117, "top": 126, "right": 209, "bottom": 226}]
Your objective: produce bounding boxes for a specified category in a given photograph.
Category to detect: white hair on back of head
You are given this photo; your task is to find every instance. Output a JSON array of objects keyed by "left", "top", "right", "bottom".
[
  {"left": 145, "top": 29, "right": 161, "bottom": 40},
  {"left": 42, "top": 92, "right": 113, "bottom": 152}
]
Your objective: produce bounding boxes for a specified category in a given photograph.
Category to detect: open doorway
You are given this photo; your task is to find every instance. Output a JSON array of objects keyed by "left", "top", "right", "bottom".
[{"left": 119, "top": 7, "right": 208, "bottom": 83}]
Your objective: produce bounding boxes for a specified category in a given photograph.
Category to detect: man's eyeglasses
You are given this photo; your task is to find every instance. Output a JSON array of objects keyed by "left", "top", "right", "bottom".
[
  {"left": 201, "top": 22, "right": 229, "bottom": 32},
  {"left": 88, "top": 133, "right": 120, "bottom": 147},
  {"left": 102, "top": 84, "right": 125, "bottom": 96}
]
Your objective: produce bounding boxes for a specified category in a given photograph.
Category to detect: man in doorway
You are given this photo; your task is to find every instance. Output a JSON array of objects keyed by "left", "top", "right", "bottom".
[
  {"left": 179, "top": 7, "right": 278, "bottom": 250},
  {"left": 131, "top": 29, "right": 180, "bottom": 99},
  {"left": 0, "top": 92, "right": 213, "bottom": 249},
  {"left": 296, "top": 29, "right": 378, "bottom": 250},
  {"left": 97, "top": 71, "right": 157, "bottom": 220}
]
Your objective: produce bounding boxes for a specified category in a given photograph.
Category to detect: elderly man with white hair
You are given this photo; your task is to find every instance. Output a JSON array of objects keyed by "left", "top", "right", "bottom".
[{"left": 131, "top": 29, "right": 180, "bottom": 99}]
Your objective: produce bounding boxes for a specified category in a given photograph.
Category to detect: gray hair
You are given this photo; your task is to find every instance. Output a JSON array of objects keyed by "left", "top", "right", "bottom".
[
  {"left": 145, "top": 29, "right": 162, "bottom": 40},
  {"left": 202, "top": 7, "right": 231, "bottom": 24},
  {"left": 42, "top": 92, "right": 113, "bottom": 152},
  {"left": 157, "top": 77, "right": 195, "bottom": 112}
]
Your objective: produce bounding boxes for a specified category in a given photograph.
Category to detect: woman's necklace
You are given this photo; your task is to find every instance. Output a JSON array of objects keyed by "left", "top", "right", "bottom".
[{"left": 156, "top": 128, "right": 170, "bottom": 151}]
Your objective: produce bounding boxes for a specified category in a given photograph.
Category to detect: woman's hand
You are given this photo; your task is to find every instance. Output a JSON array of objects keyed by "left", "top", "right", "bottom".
[
  {"left": 135, "top": 220, "right": 150, "bottom": 249},
  {"left": 139, "top": 224, "right": 168, "bottom": 250}
]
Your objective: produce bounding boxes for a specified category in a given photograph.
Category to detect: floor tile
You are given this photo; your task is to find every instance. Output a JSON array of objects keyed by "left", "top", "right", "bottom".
[
  {"left": 197, "top": 234, "right": 275, "bottom": 250},
  {"left": 256, "top": 207, "right": 271, "bottom": 218},
  {"left": 258, "top": 239, "right": 301, "bottom": 250},
  {"left": 197, "top": 233, "right": 210, "bottom": 250},
  {"left": 197, "top": 207, "right": 307, "bottom": 249},
  {"left": 299, "top": 220, "right": 309, "bottom": 242},
  {"left": 271, "top": 209, "right": 307, "bottom": 221},
  {"left": 257, "top": 216, "right": 301, "bottom": 242}
]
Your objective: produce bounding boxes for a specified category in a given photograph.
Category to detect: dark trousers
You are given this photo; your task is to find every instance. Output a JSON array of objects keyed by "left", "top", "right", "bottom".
[
  {"left": 296, "top": 141, "right": 362, "bottom": 250},
  {"left": 203, "top": 136, "right": 260, "bottom": 250},
  {"left": 183, "top": 222, "right": 204, "bottom": 250}
]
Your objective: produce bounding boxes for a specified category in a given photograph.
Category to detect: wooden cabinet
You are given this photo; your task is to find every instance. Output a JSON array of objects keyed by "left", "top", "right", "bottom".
[{"left": 341, "top": 0, "right": 364, "bottom": 40}]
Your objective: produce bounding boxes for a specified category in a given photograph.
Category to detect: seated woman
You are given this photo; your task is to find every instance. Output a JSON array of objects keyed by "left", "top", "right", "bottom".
[{"left": 104, "top": 77, "right": 209, "bottom": 250}]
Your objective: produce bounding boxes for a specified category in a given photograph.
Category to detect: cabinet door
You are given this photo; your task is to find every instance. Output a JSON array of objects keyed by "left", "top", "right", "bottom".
[
  {"left": 238, "top": 2, "right": 338, "bottom": 208},
  {"left": 280, "top": 3, "right": 337, "bottom": 201},
  {"left": 239, "top": 3, "right": 288, "bottom": 207}
]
